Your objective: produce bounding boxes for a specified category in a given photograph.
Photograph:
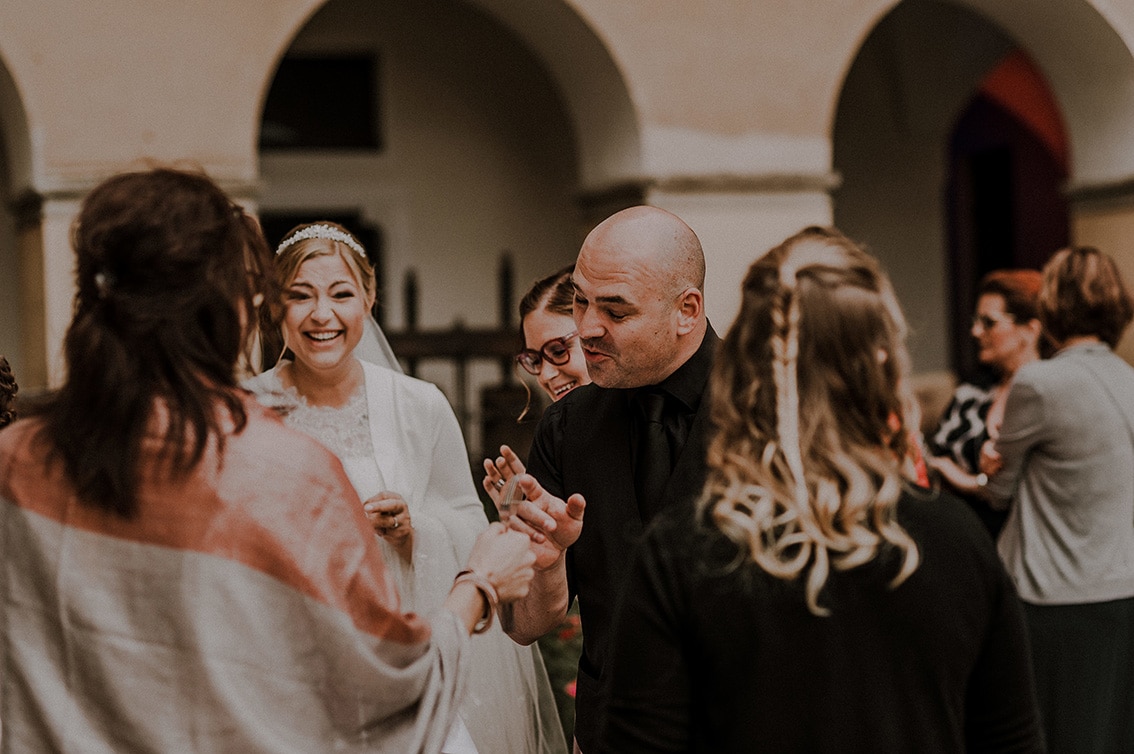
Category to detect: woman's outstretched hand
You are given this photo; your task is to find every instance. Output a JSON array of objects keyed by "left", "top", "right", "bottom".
[
  {"left": 465, "top": 522, "right": 538, "bottom": 603},
  {"left": 445, "top": 523, "right": 536, "bottom": 636}
]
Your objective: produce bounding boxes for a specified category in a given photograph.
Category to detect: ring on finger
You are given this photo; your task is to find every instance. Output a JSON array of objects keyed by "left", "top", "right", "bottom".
[
  {"left": 391, "top": 517, "right": 400, "bottom": 530},
  {"left": 494, "top": 479, "right": 506, "bottom": 490}
]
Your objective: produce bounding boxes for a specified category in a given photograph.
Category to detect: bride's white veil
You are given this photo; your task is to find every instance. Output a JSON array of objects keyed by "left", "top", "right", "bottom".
[{"left": 355, "top": 315, "right": 404, "bottom": 373}]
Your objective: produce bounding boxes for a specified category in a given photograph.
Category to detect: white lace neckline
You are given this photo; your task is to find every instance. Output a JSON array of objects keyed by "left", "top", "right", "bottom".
[{"left": 279, "top": 382, "right": 374, "bottom": 462}]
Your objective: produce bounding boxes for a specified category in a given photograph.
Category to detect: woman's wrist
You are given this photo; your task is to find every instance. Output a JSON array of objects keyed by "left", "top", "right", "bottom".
[
  {"left": 452, "top": 569, "right": 498, "bottom": 635},
  {"left": 391, "top": 531, "right": 414, "bottom": 563}
]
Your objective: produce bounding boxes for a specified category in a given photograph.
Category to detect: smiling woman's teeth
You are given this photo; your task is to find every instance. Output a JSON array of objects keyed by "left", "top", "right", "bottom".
[
  {"left": 308, "top": 332, "right": 340, "bottom": 341},
  {"left": 554, "top": 382, "right": 576, "bottom": 397}
]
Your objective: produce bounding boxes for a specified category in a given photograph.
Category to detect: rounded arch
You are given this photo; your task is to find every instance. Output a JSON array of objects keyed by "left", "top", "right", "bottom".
[
  {"left": 826, "top": 0, "right": 1134, "bottom": 190},
  {"left": 258, "top": 0, "right": 640, "bottom": 192},
  {"left": 0, "top": 46, "right": 33, "bottom": 195},
  {"left": 955, "top": 0, "right": 1134, "bottom": 192},
  {"left": 463, "top": 0, "right": 640, "bottom": 190}
]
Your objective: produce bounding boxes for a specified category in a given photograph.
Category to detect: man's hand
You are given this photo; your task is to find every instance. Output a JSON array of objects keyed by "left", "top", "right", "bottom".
[{"left": 507, "top": 474, "right": 585, "bottom": 570}]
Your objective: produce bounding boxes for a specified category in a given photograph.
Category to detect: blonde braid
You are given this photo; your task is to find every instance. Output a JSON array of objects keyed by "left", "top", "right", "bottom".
[
  {"left": 702, "top": 227, "right": 920, "bottom": 617},
  {"left": 770, "top": 280, "right": 807, "bottom": 505}
]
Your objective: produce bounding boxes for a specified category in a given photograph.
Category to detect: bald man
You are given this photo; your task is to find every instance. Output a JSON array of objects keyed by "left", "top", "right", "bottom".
[{"left": 506, "top": 206, "right": 717, "bottom": 752}]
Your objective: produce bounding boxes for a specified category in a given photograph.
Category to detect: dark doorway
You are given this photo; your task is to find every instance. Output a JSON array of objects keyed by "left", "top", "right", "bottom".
[{"left": 946, "top": 51, "right": 1069, "bottom": 381}]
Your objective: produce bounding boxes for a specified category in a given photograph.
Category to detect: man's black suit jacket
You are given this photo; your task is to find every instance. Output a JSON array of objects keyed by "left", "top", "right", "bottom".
[{"left": 526, "top": 330, "right": 717, "bottom": 752}]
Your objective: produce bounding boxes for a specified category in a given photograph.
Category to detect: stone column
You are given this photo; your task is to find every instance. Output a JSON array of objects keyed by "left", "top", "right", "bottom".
[{"left": 12, "top": 190, "right": 84, "bottom": 390}]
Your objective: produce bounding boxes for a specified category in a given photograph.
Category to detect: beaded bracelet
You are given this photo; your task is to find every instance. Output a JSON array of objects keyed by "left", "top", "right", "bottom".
[{"left": 453, "top": 569, "right": 499, "bottom": 634}]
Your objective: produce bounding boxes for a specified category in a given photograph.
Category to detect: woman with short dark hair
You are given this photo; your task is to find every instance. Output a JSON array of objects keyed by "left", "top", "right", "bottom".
[{"left": 983, "top": 245, "right": 1134, "bottom": 753}]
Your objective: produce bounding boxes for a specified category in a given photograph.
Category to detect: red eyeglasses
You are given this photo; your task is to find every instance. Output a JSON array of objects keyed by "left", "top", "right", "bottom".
[{"left": 515, "top": 331, "right": 578, "bottom": 375}]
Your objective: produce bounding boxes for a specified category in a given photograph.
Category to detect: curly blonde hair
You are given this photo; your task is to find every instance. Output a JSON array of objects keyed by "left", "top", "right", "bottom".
[{"left": 702, "top": 227, "right": 920, "bottom": 615}]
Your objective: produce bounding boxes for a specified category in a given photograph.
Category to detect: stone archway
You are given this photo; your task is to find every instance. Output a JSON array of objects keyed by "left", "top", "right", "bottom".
[{"left": 832, "top": 0, "right": 1134, "bottom": 380}]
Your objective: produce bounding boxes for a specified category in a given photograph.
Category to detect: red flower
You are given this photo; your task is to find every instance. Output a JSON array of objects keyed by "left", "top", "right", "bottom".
[
  {"left": 557, "top": 627, "right": 578, "bottom": 641},
  {"left": 565, "top": 679, "right": 577, "bottom": 698}
]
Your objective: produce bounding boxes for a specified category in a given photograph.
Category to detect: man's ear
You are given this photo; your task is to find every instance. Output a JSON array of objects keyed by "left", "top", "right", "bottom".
[{"left": 675, "top": 287, "right": 703, "bottom": 335}]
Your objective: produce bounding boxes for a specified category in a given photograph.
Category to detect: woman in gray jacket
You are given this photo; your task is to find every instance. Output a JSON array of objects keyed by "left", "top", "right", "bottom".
[{"left": 983, "top": 245, "right": 1134, "bottom": 754}]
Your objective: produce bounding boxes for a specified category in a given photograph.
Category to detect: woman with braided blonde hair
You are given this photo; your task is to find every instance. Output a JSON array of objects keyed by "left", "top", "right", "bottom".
[{"left": 600, "top": 227, "right": 1042, "bottom": 752}]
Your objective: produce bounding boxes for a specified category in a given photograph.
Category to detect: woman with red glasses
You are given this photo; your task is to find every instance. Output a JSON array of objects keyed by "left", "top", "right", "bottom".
[
  {"left": 482, "top": 265, "right": 591, "bottom": 497},
  {"left": 515, "top": 265, "right": 590, "bottom": 404}
]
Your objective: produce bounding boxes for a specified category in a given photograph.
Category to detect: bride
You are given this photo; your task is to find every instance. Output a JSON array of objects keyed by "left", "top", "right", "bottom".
[{"left": 244, "top": 222, "right": 566, "bottom": 754}]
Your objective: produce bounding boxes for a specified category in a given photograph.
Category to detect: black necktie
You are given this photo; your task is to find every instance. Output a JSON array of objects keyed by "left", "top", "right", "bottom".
[{"left": 635, "top": 389, "right": 672, "bottom": 519}]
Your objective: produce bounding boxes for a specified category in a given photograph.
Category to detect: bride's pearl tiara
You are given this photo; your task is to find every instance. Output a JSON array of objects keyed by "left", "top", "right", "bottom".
[{"left": 275, "top": 223, "right": 366, "bottom": 259}]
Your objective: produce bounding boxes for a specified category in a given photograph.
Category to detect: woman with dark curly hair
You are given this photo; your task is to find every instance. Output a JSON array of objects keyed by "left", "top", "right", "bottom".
[
  {"left": 600, "top": 227, "right": 1042, "bottom": 752},
  {"left": 0, "top": 354, "right": 17, "bottom": 429}
]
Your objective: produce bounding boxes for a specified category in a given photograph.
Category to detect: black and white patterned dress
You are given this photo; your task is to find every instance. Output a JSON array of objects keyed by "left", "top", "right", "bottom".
[{"left": 927, "top": 381, "right": 1006, "bottom": 537}]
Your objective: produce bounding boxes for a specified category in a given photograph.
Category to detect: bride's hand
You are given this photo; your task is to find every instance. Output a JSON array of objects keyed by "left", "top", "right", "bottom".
[
  {"left": 364, "top": 491, "right": 414, "bottom": 561},
  {"left": 481, "top": 445, "right": 527, "bottom": 509}
]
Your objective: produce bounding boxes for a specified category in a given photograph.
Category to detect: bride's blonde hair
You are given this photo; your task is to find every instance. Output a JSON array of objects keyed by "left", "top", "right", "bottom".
[{"left": 702, "top": 227, "right": 920, "bottom": 615}]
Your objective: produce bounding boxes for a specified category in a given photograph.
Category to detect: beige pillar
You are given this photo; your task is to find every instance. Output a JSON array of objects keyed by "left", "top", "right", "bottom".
[
  {"left": 25, "top": 194, "right": 81, "bottom": 389},
  {"left": 43, "top": 196, "right": 82, "bottom": 387},
  {"left": 14, "top": 195, "right": 46, "bottom": 390}
]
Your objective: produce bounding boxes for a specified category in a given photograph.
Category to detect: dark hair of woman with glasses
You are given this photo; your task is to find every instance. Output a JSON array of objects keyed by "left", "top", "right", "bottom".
[
  {"left": 482, "top": 264, "right": 591, "bottom": 499},
  {"left": 925, "top": 268, "right": 1043, "bottom": 539}
]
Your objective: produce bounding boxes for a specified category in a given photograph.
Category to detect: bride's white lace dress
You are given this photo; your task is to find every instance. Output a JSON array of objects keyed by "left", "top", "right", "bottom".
[{"left": 245, "top": 361, "right": 566, "bottom": 754}]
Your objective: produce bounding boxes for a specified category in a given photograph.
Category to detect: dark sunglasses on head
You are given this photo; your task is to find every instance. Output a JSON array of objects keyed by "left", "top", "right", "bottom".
[
  {"left": 972, "top": 313, "right": 1015, "bottom": 331},
  {"left": 516, "top": 331, "right": 578, "bottom": 375}
]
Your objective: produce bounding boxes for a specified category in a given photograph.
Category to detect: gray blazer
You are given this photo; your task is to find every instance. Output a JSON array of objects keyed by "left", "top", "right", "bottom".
[{"left": 988, "top": 342, "right": 1134, "bottom": 604}]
